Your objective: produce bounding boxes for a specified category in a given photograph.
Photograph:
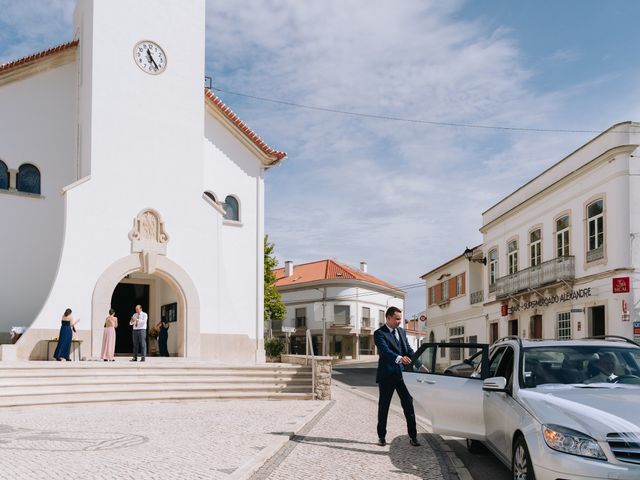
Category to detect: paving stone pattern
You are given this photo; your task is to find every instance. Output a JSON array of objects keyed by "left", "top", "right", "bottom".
[
  {"left": 0, "top": 398, "right": 323, "bottom": 480},
  {"left": 252, "top": 385, "right": 451, "bottom": 480}
]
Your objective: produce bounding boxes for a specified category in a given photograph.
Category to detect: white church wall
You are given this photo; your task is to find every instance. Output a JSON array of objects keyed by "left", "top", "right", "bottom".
[
  {"left": 6, "top": 0, "right": 275, "bottom": 362},
  {"left": 0, "top": 61, "right": 78, "bottom": 334}
]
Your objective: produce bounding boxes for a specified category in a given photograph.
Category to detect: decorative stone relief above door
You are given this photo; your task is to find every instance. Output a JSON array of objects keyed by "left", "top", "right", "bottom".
[{"left": 128, "top": 208, "right": 170, "bottom": 255}]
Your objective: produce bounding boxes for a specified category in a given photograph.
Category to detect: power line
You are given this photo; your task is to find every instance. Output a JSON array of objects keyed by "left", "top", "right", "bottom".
[{"left": 212, "top": 86, "right": 623, "bottom": 134}]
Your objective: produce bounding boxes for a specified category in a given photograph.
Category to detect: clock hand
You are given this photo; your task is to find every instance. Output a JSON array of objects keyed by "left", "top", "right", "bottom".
[{"left": 146, "top": 49, "right": 159, "bottom": 70}]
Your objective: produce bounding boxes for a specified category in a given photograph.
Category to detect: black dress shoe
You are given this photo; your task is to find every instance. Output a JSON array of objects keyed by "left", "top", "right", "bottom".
[
  {"left": 140, "top": 358, "right": 145, "bottom": 362},
  {"left": 377, "top": 438, "right": 386, "bottom": 446},
  {"left": 130, "top": 358, "right": 137, "bottom": 362},
  {"left": 410, "top": 438, "right": 421, "bottom": 447},
  {"left": 55, "top": 357, "right": 61, "bottom": 361},
  {"left": 65, "top": 358, "right": 72, "bottom": 361}
]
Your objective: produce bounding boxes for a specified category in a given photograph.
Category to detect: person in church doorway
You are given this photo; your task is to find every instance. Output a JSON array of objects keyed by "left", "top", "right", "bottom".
[
  {"left": 374, "top": 306, "right": 421, "bottom": 447},
  {"left": 156, "top": 318, "right": 170, "bottom": 357},
  {"left": 101, "top": 308, "right": 118, "bottom": 361},
  {"left": 54, "top": 308, "right": 79, "bottom": 361},
  {"left": 130, "top": 304, "right": 147, "bottom": 362}
]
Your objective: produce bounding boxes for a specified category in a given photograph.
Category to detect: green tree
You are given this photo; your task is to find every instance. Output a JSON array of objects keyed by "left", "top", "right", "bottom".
[{"left": 264, "top": 235, "right": 286, "bottom": 335}]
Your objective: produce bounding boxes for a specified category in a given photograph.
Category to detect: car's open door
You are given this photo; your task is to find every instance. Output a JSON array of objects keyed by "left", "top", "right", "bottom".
[{"left": 403, "top": 343, "right": 489, "bottom": 439}]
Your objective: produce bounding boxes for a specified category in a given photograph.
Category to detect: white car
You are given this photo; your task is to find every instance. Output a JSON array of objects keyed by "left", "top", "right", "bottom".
[{"left": 403, "top": 336, "right": 640, "bottom": 480}]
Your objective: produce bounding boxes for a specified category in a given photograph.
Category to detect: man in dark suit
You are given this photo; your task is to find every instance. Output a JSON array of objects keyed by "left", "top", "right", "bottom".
[{"left": 374, "top": 306, "right": 420, "bottom": 447}]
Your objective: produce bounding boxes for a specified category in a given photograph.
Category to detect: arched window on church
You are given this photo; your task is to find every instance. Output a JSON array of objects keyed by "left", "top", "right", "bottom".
[
  {"left": 223, "top": 195, "right": 240, "bottom": 222},
  {"left": 204, "top": 191, "right": 217, "bottom": 203},
  {"left": 0, "top": 160, "right": 8, "bottom": 190},
  {"left": 16, "top": 163, "right": 40, "bottom": 194}
]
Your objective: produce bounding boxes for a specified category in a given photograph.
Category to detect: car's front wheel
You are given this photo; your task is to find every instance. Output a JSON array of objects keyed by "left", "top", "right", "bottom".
[{"left": 512, "top": 436, "right": 536, "bottom": 480}]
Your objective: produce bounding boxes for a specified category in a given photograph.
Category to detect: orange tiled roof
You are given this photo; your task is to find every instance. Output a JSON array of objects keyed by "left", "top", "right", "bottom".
[
  {"left": 274, "top": 259, "right": 400, "bottom": 291},
  {"left": 0, "top": 41, "right": 286, "bottom": 165},
  {"left": 0, "top": 40, "right": 79, "bottom": 75},
  {"left": 205, "top": 89, "right": 286, "bottom": 165}
]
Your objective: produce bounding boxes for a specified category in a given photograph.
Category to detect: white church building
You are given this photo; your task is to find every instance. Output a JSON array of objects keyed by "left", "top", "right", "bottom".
[{"left": 0, "top": 0, "right": 286, "bottom": 362}]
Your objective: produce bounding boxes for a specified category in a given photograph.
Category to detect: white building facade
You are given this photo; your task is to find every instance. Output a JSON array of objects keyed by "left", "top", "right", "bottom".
[
  {"left": 273, "top": 260, "right": 405, "bottom": 359},
  {"left": 0, "top": 0, "right": 285, "bottom": 362},
  {"left": 420, "top": 249, "right": 485, "bottom": 364},
  {"left": 422, "top": 122, "right": 640, "bottom": 361}
]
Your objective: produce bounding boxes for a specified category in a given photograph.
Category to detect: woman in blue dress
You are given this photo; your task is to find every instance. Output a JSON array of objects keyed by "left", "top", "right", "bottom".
[{"left": 54, "top": 308, "right": 78, "bottom": 361}]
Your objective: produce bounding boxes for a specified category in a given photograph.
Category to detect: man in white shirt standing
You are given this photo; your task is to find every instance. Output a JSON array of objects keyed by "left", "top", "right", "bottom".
[{"left": 130, "top": 304, "right": 148, "bottom": 362}]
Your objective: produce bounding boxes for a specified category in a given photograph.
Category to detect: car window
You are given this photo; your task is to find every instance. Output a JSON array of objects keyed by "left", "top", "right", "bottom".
[
  {"left": 522, "top": 345, "right": 640, "bottom": 387},
  {"left": 487, "top": 347, "right": 506, "bottom": 378},
  {"left": 495, "top": 347, "right": 515, "bottom": 386}
]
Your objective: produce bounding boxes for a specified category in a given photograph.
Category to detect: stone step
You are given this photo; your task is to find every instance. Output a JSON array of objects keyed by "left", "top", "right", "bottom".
[
  {"left": 0, "top": 375, "right": 312, "bottom": 387},
  {"left": 0, "top": 382, "right": 312, "bottom": 398},
  {"left": 0, "top": 390, "right": 315, "bottom": 408},
  {"left": 0, "top": 361, "right": 317, "bottom": 406},
  {"left": 0, "top": 369, "right": 312, "bottom": 379}
]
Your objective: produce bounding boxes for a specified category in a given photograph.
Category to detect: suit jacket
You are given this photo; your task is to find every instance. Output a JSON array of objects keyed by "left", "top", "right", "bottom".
[{"left": 374, "top": 325, "right": 415, "bottom": 383}]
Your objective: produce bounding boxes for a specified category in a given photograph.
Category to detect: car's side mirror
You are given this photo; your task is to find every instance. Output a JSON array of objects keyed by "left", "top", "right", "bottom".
[
  {"left": 463, "top": 358, "right": 473, "bottom": 365},
  {"left": 483, "top": 376, "right": 508, "bottom": 392}
]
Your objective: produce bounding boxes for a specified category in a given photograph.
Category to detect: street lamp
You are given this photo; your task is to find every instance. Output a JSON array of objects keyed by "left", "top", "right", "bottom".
[{"left": 463, "top": 246, "right": 486, "bottom": 265}]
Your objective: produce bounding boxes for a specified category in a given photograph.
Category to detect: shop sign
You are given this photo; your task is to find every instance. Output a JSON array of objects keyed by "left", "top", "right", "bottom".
[
  {"left": 634, "top": 322, "right": 640, "bottom": 341},
  {"left": 508, "top": 288, "right": 592, "bottom": 314},
  {"left": 613, "top": 277, "right": 630, "bottom": 294}
]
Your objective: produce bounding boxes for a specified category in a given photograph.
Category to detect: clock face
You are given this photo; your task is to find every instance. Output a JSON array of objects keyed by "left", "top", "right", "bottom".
[{"left": 133, "top": 41, "right": 167, "bottom": 74}]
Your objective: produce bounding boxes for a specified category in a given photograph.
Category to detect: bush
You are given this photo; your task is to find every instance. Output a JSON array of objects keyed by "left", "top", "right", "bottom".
[{"left": 264, "top": 337, "right": 285, "bottom": 357}]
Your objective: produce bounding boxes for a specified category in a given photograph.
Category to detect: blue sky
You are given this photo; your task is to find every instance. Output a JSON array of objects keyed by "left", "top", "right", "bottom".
[{"left": 2, "top": 1, "right": 640, "bottom": 316}]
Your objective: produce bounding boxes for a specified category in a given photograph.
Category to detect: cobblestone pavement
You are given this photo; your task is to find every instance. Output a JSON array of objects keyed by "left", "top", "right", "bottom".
[
  {"left": 251, "top": 383, "right": 458, "bottom": 480},
  {"left": 0, "top": 398, "right": 324, "bottom": 480}
]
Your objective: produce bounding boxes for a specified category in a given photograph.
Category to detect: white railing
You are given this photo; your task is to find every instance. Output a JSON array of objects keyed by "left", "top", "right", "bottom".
[
  {"left": 496, "top": 256, "right": 575, "bottom": 299},
  {"left": 305, "top": 328, "right": 316, "bottom": 399}
]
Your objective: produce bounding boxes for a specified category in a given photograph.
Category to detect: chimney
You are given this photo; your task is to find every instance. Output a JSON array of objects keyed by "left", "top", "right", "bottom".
[
  {"left": 360, "top": 261, "right": 368, "bottom": 273},
  {"left": 284, "top": 260, "right": 294, "bottom": 277}
]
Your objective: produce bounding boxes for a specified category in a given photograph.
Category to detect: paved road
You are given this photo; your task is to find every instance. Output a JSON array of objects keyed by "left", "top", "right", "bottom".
[{"left": 333, "top": 362, "right": 511, "bottom": 480}]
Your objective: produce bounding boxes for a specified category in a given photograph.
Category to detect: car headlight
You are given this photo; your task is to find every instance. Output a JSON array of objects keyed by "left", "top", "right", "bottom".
[{"left": 542, "top": 424, "right": 606, "bottom": 460}]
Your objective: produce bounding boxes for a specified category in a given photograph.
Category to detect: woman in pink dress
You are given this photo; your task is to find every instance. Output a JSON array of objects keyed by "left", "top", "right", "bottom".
[{"left": 101, "top": 309, "right": 118, "bottom": 361}]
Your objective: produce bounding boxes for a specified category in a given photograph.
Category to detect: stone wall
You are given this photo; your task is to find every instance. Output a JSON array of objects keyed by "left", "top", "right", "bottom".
[{"left": 281, "top": 354, "right": 332, "bottom": 400}]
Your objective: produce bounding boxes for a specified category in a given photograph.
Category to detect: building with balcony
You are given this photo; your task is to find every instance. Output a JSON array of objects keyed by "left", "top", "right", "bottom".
[
  {"left": 420, "top": 247, "right": 486, "bottom": 364},
  {"left": 273, "top": 259, "right": 404, "bottom": 359},
  {"left": 421, "top": 121, "right": 640, "bottom": 355},
  {"left": 481, "top": 122, "right": 640, "bottom": 343}
]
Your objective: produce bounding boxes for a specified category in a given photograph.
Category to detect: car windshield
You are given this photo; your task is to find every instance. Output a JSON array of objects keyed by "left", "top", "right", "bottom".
[{"left": 521, "top": 345, "right": 640, "bottom": 388}]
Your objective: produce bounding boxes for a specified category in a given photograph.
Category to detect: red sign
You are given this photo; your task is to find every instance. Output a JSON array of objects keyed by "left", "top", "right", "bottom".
[
  {"left": 501, "top": 304, "right": 508, "bottom": 316},
  {"left": 613, "top": 277, "right": 630, "bottom": 294}
]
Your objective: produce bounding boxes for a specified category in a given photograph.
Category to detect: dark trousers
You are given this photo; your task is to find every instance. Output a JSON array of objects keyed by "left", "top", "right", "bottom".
[
  {"left": 132, "top": 329, "right": 146, "bottom": 359},
  {"left": 377, "top": 374, "right": 417, "bottom": 440}
]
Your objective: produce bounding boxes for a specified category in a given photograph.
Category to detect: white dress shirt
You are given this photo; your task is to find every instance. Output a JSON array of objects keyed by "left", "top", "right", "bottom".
[{"left": 132, "top": 311, "right": 148, "bottom": 330}]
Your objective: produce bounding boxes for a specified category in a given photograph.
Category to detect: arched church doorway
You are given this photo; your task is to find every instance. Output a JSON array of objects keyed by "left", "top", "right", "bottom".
[
  {"left": 92, "top": 254, "right": 201, "bottom": 359},
  {"left": 110, "top": 273, "right": 181, "bottom": 356}
]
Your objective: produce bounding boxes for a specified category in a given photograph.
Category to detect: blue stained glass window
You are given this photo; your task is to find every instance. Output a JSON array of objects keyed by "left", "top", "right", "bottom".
[
  {"left": 16, "top": 164, "right": 40, "bottom": 194},
  {"left": 0, "top": 161, "right": 8, "bottom": 190},
  {"left": 224, "top": 195, "right": 239, "bottom": 221}
]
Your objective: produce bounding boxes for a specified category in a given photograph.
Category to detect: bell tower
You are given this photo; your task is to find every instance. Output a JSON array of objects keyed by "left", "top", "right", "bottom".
[{"left": 73, "top": 0, "right": 205, "bottom": 197}]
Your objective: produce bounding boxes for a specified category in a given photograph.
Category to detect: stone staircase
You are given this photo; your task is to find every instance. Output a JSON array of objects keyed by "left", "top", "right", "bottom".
[{"left": 0, "top": 360, "right": 314, "bottom": 407}]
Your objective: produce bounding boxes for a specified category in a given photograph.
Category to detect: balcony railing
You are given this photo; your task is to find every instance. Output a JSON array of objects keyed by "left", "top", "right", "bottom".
[
  {"left": 470, "top": 290, "right": 484, "bottom": 305},
  {"left": 495, "top": 256, "right": 575, "bottom": 299}
]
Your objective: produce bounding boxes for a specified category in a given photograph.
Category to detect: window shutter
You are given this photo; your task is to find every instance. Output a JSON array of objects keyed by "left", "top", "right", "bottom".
[
  {"left": 461, "top": 273, "right": 466, "bottom": 295},
  {"left": 448, "top": 278, "right": 457, "bottom": 298},
  {"left": 435, "top": 284, "right": 442, "bottom": 303}
]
